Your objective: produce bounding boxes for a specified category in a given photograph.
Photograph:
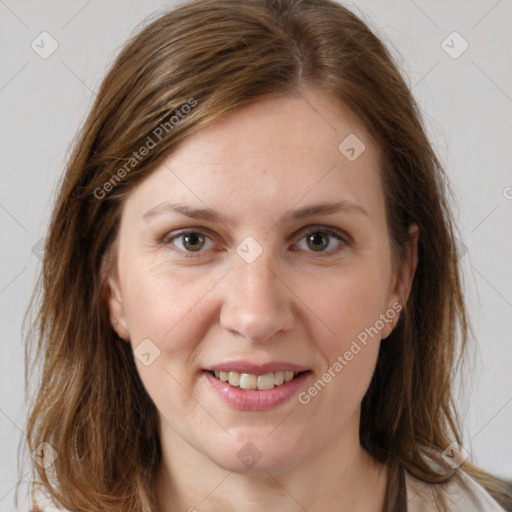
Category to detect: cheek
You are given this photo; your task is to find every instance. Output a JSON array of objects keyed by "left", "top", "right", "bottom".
[
  {"left": 303, "top": 264, "right": 390, "bottom": 349},
  {"left": 120, "top": 266, "right": 216, "bottom": 424},
  {"left": 121, "top": 261, "right": 216, "bottom": 346},
  {"left": 296, "top": 264, "right": 389, "bottom": 408},
  {"left": 119, "top": 262, "right": 224, "bottom": 405}
]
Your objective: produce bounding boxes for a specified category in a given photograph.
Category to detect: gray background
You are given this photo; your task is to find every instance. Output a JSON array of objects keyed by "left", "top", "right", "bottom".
[{"left": 1, "top": 0, "right": 511, "bottom": 510}]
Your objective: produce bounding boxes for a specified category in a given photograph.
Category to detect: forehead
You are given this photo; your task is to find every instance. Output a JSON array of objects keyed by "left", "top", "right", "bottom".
[
  {"left": 123, "top": 88, "right": 385, "bottom": 224},
  {"left": 172, "top": 89, "right": 377, "bottom": 169}
]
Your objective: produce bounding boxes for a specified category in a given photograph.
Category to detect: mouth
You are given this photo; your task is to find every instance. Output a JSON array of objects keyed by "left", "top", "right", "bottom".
[
  {"left": 207, "top": 369, "right": 308, "bottom": 391},
  {"left": 203, "top": 361, "right": 312, "bottom": 409},
  {"left": 203, "top": 366, "right": 312, "bottom": 410}
]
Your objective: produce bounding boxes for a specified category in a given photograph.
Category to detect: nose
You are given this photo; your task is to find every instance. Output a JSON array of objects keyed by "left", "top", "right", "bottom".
[{"left": 219, "top": 254, "right": 295, "bottom": 343}]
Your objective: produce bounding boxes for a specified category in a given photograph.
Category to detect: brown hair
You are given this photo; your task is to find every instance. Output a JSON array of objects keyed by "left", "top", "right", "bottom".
[{"left": 23, "top": 0, "right": 512, "bottom": 510}]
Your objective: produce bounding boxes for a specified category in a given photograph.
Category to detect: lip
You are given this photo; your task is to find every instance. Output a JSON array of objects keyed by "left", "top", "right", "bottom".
[
  {"left": 203, "top": 369, "right": 312, "bottom": 410},
  {"left": 205, "top": 361, "right": 310, "bottom": 374}
]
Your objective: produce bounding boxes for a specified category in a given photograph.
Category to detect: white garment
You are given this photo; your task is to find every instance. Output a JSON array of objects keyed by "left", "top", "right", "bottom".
[{"left": 406, "top": 469, "right": 507, "bottom": 511}]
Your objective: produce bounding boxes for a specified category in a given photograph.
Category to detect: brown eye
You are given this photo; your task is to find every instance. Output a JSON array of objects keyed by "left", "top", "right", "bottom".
[
  {"left": 181, "top": 232, "right": 206, "bottom": 251},
  {"left": 165, "top": 231, "right": 213, "bottom": 253},
  {"left": 294, "top": 228, "right": 345, "bottom": 254},
  {"left": 306, "top": 232, "right": 329, "bottom": 251}
]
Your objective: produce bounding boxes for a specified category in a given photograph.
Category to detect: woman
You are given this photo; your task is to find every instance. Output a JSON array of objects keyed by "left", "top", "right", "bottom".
[{"left": 24, "top": 0, "right": 512, "bottom": 510}]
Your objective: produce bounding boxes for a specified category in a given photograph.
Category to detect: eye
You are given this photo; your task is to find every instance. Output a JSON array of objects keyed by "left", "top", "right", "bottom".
[
  {"left": 164, "top": 230, "right": 214, "bottom": 253},
  {"left": 293, "top": 228, "right": 346, "bottom": 253}
]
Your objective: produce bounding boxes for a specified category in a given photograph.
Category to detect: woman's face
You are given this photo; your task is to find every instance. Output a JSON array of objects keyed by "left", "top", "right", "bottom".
[{"left": 107, "top": 88, "right": 417, "bottom": 475}]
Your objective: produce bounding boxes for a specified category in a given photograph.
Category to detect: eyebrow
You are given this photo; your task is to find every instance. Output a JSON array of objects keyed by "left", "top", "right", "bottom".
[
  {"left": 142, "top": 202, "right": 227, "bottom": 223},
  {"left": 287, "top": 200, "right": 369, "bottom": 220},
  {"left": 141, "top": 200, "right": 369, "bottom": 223}
]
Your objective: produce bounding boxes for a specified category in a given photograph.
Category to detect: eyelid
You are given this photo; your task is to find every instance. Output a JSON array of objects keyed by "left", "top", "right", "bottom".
[
  {"left": 293, "top": 224, "right": 351, "bottom": 243},
  {"left": 161, "top": 227, "right": 215, "bottom": 243}
]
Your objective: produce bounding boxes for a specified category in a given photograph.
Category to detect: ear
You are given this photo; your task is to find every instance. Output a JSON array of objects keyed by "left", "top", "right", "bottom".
[
  {"left": 385, "top": 224, "right": 419, "bottom": 332},
  {"left": 394, "top": 223, "right": 419, "bottom": 304},
  {"left": 101, "top": 255, "right": 130, "bottom": 342}
]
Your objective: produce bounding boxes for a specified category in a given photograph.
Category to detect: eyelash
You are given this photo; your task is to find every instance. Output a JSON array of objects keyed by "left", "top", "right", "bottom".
[{"left": 160, "top": 225, "right": 350, "bottom": 258}]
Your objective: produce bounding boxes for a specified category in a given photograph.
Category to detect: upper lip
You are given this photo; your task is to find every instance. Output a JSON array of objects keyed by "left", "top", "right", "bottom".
[{"left": 205, "top": 361, "right": 311, "bottom": 374}]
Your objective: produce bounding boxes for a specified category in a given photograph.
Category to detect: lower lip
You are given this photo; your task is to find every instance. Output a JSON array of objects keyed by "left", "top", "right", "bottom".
[{"left": 204, "top": 371, "right": 312, "bottom": 410}]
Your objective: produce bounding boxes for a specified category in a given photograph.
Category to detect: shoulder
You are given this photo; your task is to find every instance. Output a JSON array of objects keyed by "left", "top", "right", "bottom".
[{"left": 405, "top": 469, "right": 507, "bottom": 511}]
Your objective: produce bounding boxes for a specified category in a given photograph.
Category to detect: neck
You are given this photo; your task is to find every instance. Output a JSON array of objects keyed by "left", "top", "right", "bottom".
[{"left": 155, "top": 421, "right": 388, "bottom": 512}]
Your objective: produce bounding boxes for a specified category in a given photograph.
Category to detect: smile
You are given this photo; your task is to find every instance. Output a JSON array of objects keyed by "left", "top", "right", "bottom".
[
  {"left": 203, "top": 364, "right": 312, "bottom": 410},
  {"left": 209, "top": 370, "right": 302, "bottom": 391}
]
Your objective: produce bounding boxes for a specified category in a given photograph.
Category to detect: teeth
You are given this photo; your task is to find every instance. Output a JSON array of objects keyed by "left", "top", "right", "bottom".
[
  {"left": 274, "top": 371, "right": 285, "bottom": 385},
  {"left": 284, "top": 371, "right": 294, "bottom": 382},
  {"left": 257, "top": 373, "right": 275, "bottom": 390},
  {"left": 211, "top": 370, "right": 301, "bottom": 390},
  {"left": 228, "top": 371, "right": 240, "bottom": 386},
  {"left": 239, "top": 373, "right": 257, "bottom": 390}
]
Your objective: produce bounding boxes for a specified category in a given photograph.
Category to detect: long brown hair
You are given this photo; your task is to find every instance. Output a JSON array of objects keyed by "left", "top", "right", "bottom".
[{"left": 23, "top": 0, "right": 511, "bottom": 510}]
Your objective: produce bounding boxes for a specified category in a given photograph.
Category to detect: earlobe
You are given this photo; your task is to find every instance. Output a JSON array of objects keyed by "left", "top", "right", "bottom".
[{"left": 105, "top": 276, "right": 130, "bottom": 340}]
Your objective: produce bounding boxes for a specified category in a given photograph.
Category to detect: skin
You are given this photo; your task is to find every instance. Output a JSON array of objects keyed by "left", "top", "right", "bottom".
[{"left": 106, "top": 88, "right": 418, "bottom": 511}]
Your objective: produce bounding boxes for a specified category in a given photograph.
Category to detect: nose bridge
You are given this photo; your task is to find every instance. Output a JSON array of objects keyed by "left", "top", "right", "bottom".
[
  {"left": 219, "top": 250, "right": 294, "bottom": 342},
  {"left": 238, "top": 255, "right": 276, "bottom": 306}
]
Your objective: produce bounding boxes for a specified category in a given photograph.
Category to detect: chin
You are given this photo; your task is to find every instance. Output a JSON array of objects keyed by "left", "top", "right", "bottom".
[{"left": 203, "top": 436, "right": 308, "bottom": 476}]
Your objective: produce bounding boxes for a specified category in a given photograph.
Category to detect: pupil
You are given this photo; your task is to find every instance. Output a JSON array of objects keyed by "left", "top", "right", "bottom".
[
  {"left": 184, "top": 233, "right": 204, "bottom": 251},
  {"left": 308, "top": 232, "right": 328, "bottom": 251}
]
